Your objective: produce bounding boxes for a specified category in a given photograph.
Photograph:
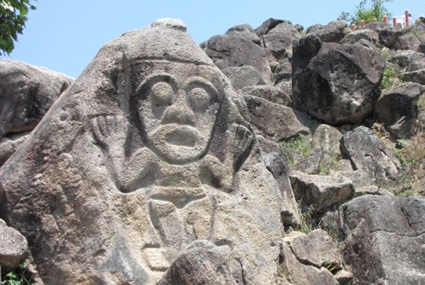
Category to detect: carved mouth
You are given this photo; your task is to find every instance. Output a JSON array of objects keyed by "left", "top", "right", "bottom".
[{"left": 165, "top": 127, "right": 199, "bottom": 147}]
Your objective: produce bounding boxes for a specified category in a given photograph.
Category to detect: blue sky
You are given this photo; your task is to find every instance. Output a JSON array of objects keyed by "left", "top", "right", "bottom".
[{"left": 2, "top": 0, "right": 423, "bottom": 78}]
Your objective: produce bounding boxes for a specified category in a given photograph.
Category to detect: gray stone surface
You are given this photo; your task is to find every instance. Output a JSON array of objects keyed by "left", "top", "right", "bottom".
[
  {"left": 340, "top": 29, "right": 381, "bottom": 47},
  {"left": 262, "top": 151, "right": 301, "bottom": 228},
  {"left": 243, "top": 95, "right": 313, "bottom": 142},
  {"left": 0, "top": 59, "right": 73, "bottom": 139},
  {"left": 374, "top": 82, "right": 421, "bottom": 138},
  {"left": 225, "top": 24, "right": 261, "bottom": 45},
  {"left": 311, "top": 124, "right": 344, "bottom": 174},
  {"left": 157, "top": 240, "right": 237, "bottom": 285},
  {"left": 0, "top": 219, "right": 28, "bottom": 269},
  {"left": 263, "top": 22, "right": 301, "bottom": 61},
  {"left": 342, "top": 195, "right": 425, "bottom": 285},
  {"left": 222, "top": 65, "right": 265, "bottom": 90},
  {"left": 239, "top": 84, "right": 291, "bottom": 106},
  {"left": 204, "top": 34, "right": 273, "bottom": 85},
  {"left": 284, "top": 229, "right": 341, "bottom": 268},
  {"left": 0, "top": 132, "right": 29, "bottom": 167},
  {"left": 306, "top": 20, "right": 351, "bottom": 43},
  {"left": 0, "top": 18, "right": 284, "bottom": 284},
  {"left": 341, "top": 126, "right": 401, "bottom": 183},
  {"left": 292, "top": 36, "right": 385, "bottom": 124},
  {"left": 289, "top": 170, "right": 354, "bottom": 212},
  {"left": 278, "top": 238, "right": 339, "bottom": 285}
]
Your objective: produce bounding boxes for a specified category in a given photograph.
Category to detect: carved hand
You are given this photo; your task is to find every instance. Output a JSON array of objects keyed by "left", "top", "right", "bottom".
[{"left": 91, "top": 114, "right": 128, "bottom": 153}]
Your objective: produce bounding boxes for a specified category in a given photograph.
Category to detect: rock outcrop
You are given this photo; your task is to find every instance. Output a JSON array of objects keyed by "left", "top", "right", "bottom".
[
  {"left": 0, "top": 60, "right": 73, "bottom": 166},
  {"left": 292, "top": 36, "right": 386, "bottom": 124},
  {"left": 342, "top": 195, "right": 425, "bottom": 285},
  {"left": 2, "top": 16, "right": 425, "bottom": 285},
  {"left": 0, "top": 19, "right": 284, "bottom": 284}
]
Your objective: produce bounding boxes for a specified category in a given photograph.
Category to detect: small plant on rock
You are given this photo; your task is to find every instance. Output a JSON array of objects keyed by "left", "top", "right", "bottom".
[
  {"left": 319, "top": 155, "right": 341, "bottom": 175},
  {"left": 297, "top": 204, "right": 315, "bottom": 234},
  {"left": 280, "top": 134, "right": 311, "bottom": 166},
  {"left": 393, "top": 132, "right": 425, "bottom": 197},
  {"left": 0, "top": 262, "right": 35, "bottom": 285},
  {"left": 380, "top": 65, "right": 403, "bottom": 90}
]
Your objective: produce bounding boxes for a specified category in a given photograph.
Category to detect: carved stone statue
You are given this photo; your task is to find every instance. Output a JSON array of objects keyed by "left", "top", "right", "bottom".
[{"left": 0, "top": 19, "right": 284, "bottom": 284}]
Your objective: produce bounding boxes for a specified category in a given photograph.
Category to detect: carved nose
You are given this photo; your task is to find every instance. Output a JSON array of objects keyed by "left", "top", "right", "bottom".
[{"left": 161, "top": 104, "right": 195, "bottom": 126}]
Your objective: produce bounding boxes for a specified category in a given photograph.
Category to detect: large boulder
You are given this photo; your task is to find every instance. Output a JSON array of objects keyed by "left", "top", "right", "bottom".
[
  {"left": 0, "top": 60, "right": 73, "bottom": 139},
  {"left": 204, "top": 34, "right": 273, "bottom": 85},
  {"left": 374, "top": 82, "right": 422, "bottom": 138},
  {"left": 278, "top": 231, "right": 342, "bottom": 285},
  {"left": 263, "top": 22, "right": 301, "bottom": 60},
  {"left": 157, "top": 240, "right": 237, "bottom": 285},
  {"left": 0, "top": 60, "right": 73, "bottom": 166},
  {"left": 341, "top": 126, "right": 401, "bottom": 185},
  {"left": 261, "top": 151, "right": 302, "bottom": 228},
  {"left": 222, "top": 65, "right": 265, "bottom": 90},
  {"left": 340, "top": 29, "right": 381, "bottom": 47},
  {"left": 242, "top": 95, "right": 314, "bottom": 142},
  {"left": 254, "top": 18, "right": 289, "bottom": 36},
  {"left": 306, "top": 20, "right": 351, "bottom": 43},
  {"left": 225, "top": 24, "right": 261, "bottom": 46},
  {"left": 289, "top": 170, "right": 354, "bottom": 212},
  {"left": 0, "top": 19, "right": 284, "bottom": 284},
  {"left": 0, "top": 219, "right": 28, "bottom": 269},
  {"left": 292, "top": 36, "right": 386, "bottom": 124},
  {"left": 342, "top": 195, "right": 425, "bottom": 285},
  {"left": 238, "top": 84, "right": 291, "bottom": 106}
]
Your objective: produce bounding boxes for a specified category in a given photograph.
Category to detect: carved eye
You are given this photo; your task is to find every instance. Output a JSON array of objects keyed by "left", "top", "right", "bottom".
[
  {"left": 188, "top": 87, "right": 210, "bottom": 113},
  {"left": 151, "top": 82, "right": 173, "bottom": 107}
]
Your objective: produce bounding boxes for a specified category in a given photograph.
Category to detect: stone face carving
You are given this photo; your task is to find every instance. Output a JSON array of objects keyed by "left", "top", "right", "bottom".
[{"left": 0, "top": 19, "right": 284, "bottom": 284}]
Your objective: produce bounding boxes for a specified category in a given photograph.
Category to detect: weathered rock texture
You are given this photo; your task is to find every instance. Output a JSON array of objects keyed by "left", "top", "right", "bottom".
[
  {"left": 0, "top": 19, "right": 284, "bottom": 284},
  {"left": 0, "top": 60, "right": 73, "bottom": 138},
  {"left": 292, "top": 36, "right": 386, "bottom": 124},
  {"left": 2, "top": 16, "right": 425, "bottom": 285},
  {"left": 341, "top": 126, "right": 401, "bottom": 184},
  {"left": 374, "top": 82, "right": 421, "bottom": 138},
  {"left": 0, "top": 218, "right": 28, "bottom": 269},
  {"left": 0, "top": 60, "right": 73, "bottom": 166},
  {"left": 342, "top": 195, "right": 425, "bottom": 285}
]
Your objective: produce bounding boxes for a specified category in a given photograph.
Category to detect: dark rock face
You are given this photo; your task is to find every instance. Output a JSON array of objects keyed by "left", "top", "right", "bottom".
[
  {"left": 341, "top": 126, "right": 400, "bottom": 184},
  {"left": 255, "top": 18, "right": 288, "bottom": 36},
  {"left": 374, "top": 82, "right": 422, "bottom": 138},
  {"left": 204, "top": 35, "right": 273, "bottom": 85},
  {"left": 225, "top": 24, "right": 261, "bottom": 45},
  {"left": 342, "top": 195, "right": 425, "bottom": 285},
  {"left": 0, "top": 60, "right": 73, "bottom": 138},
  {"left": 263, "top": 22, "right": 301, "bottom": 59},
  {"left": 222, "top": 65, "right": 265, "bottom": 90},
  {"left": 243, "top": 95, "right": 313, "bottom": 142},
  {"left": 292, "top": 36, "right": 386, "bottom": 124},
  {"left": 306, "top": 20, "right": 351, "bottom": 43}
]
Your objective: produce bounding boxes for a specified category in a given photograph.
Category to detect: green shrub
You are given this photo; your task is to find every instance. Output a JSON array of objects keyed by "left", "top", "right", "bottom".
[
  {"left": 393, "top": 133, "right": 425, "bottom": 196},
  {"left": 280, "top": 134, "right": 311, "bottom": 166},
  {"left": 339, "top": 0, "right": 392, "bottom": 25},
  {"left": 380, "top": 65, "right": 403, "bottom": 90}
]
